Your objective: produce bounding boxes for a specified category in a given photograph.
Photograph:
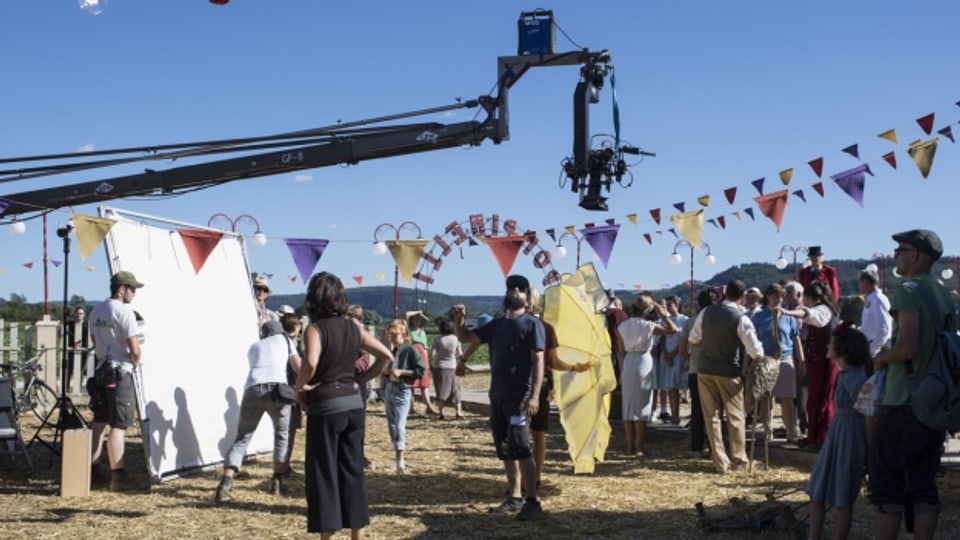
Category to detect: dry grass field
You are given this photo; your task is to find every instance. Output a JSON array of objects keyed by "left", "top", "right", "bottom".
[{"left": 2, "top": 374, "right": 958, "bottom": 539}]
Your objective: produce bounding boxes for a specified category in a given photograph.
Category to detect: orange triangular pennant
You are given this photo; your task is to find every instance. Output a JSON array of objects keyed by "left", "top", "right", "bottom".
[
  {"left": 753, "top": 190, "right": 790, "bottom": 231},
  {"left": 178, "top": 229, "right": 224, "bottom": 274},
  {"left": 484, "top": 236, "right": 526, "bottom": 277}
]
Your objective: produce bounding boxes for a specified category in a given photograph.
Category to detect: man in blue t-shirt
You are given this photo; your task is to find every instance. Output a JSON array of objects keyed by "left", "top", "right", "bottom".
[{"left": 454, "top": 274, "right": 545, "bottom": 521}]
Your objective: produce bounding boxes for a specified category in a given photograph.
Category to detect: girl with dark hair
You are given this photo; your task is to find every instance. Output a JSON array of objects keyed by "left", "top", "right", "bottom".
[
  {"left": 806, "top": 323, "right": 869, "bottom": 540},
  {"left": 783, "top": 280, "right": 839, "bottom": 451},
  {"left": 296, "top": 272, "right": 393, "bottom": 539}
]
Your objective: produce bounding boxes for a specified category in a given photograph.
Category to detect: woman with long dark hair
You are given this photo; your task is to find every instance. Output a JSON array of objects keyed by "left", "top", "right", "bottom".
[{"left": 296, "top": 272, "right": 392, "bottom": 539}]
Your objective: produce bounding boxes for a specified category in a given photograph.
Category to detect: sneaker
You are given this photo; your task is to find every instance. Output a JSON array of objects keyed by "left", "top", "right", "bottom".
[
  {"left": 215, "top": 477, "right": 233, "bottom": 502},
  {"left": 658, "top": 411, "right": 671, "bottom": 422},
  {"left": 270, "top": 474, "right": 283, "bottom": 496},
  {"left": 489, "top": 497, "right": 523, "bottom": 514},
  {"left": 517, "top": 499, "right": 543, "bottom": 521}
]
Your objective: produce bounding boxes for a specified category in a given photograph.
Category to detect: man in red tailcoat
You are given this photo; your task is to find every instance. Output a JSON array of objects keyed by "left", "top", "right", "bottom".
[{"left": 798, "top": 246, "right": 840, "bottom": 301}]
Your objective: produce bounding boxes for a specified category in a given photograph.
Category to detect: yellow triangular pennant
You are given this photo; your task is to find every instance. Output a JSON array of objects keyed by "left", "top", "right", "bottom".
[
  {"left": 72, "top": 212, "right": 118, "bottom": 261},
  {"left": 386, "top": 239, "right": 428, "bottom": 284},
  {"left": 878, "top": 129, "right": 898, "bottom": 145},
  {"left": 779, "top": 168, "right": 793, "bottom": 186},
  {"left": 697, "top": 195, "right": 710, "bottom": 208},
  {"left": 907, "top": 138, "right": 939, "bottom": 179},
  {"left": 667, "top": 210, "right": 704, "bottom": 248}
]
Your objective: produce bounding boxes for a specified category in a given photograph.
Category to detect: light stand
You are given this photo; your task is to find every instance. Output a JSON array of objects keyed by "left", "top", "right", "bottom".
[{"left": 29, "top": 221, "right": 86, "bottom": 465}]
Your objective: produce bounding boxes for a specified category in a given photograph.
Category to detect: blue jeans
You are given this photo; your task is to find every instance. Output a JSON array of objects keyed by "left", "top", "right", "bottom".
[
  {"left": 384, "top": 382, "right": 411, "bottom": 451},
  {"left": 224, "top": 383, "right": 291, "bottom": 471}
]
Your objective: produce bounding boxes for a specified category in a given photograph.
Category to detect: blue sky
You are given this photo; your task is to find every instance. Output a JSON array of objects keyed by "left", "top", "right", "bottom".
[{"left": 2, "top": 1, "right": 959, "bottom": 306}]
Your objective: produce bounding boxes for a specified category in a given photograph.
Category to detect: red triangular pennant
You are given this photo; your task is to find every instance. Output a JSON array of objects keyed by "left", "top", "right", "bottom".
[
  {"left": 753, "top": 190, "right": 790, "bottom": 231},
  {"left": 484, "top": 236, "right": 526, "bottom": 278},
  {"left": 643, "top": 233, "right": 652, "bottom": 245},
  {"left": 353, "top": 275, "right": 363, "bottom": 286},
  {"left": 717, "top": 215, "right": 726, "bottom": 229},
  {"left": 649, "top": 208, "right": 661, "bottom": 225},
  {"left": 882, "top": 151, "right": 897, "bottom": 169},
  {"left": 916, "top": 113, "right": 935, "bottom": 135},
  {"left": 807, "top": 157, "right": 824, "bottom": 178},
  {"left": 812, "top": 182, "right": 825, "bottom": 197},
  {"left": 723, "top": 187, "right": 737, "bottom": 205},
  {"left": 178, "top": 229, "right": 223, "bottom": 274}
]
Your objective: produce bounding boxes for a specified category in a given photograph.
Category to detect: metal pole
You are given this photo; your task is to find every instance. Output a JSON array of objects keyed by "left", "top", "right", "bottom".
[
  {"left": 393, "top": 260, "right": 400, "bottom": 320},
  {"left": 43, "top": 212, "right": 49, "bottom": 315},
  {"left": 688, "top": 244, "right": 695, "bottom": 314}
]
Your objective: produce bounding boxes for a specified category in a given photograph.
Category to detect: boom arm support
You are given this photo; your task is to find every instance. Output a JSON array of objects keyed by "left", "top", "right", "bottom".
[{"left": 0, "top": 46, "right": 629, "bottom": 218}]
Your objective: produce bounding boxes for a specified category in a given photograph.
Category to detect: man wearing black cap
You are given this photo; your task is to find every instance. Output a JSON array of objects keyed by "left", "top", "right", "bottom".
[
  {"left": 453, "top": 274, "right": 545, "bottom": 521},
  {"left": 798, "top": 246, "right": 840, "bottom": 302},
  {"left": 869, "top": 229, "right": 952, "bottom": 539},
  {"left": 89, "top": 270, "right": 144, "bottom": 491}
]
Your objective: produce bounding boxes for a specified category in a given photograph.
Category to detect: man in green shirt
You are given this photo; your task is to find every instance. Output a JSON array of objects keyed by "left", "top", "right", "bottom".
[{"left": 869, "top": 229, "right": 952, "bottom": 540}]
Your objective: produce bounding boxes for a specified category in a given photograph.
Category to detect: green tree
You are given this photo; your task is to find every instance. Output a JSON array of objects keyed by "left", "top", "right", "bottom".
[{"left": 1, "top": 293, "right": 32, "bottom": 322}]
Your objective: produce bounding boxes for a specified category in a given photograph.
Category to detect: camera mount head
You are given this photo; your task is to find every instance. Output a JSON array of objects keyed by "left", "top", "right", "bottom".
[{"left": 56, "top": 220, "right": 74, "bottom": 239}]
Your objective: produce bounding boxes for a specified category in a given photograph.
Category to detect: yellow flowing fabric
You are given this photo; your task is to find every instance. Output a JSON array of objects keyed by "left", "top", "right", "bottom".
[{"left": 543, "top": 263, "right": 617, "bottom": 474}]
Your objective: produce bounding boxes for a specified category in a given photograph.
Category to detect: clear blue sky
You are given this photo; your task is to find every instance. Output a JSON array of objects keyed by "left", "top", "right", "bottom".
[{"left": 2, "top": 1, "right": 959, "bottom": 306}]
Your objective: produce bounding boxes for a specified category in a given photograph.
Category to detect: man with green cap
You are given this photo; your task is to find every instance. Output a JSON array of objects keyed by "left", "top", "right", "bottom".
[{"left": 89, "top": 270, "right": 144, "bottom": 492}]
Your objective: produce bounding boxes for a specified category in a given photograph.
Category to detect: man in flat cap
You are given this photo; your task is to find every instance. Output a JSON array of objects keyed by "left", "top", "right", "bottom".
[
  {"left": 89, "top": 270, "right": 144, "bottom": 492},
  {"left": 453, "top": 274, "right": 545, "bottom": 521},
  {"left": 869, "top": 229, "right": 952, "bottom": 539},
  {"left": 798, "top": 246, "right": 840, "bottom": 302}
]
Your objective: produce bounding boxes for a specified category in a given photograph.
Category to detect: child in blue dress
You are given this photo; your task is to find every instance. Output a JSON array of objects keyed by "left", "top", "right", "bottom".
[{"left": 805, "top": 322, "right": 869, "bottom": 540}]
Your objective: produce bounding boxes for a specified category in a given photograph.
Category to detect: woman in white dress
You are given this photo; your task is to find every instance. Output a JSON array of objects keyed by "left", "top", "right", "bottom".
[{"left": 616, "top": 293, "right": 678, "bottom": 457}]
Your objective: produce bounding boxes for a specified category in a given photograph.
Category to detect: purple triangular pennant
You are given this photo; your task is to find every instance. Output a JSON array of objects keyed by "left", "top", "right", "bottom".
[
  {"left": 751, "top": 178, "right": 765, "bottom": 195},
  {"left": 605, "top": 218, "right": 616, "bottom": 226},
  {"left": 938, "top": 126, "right": 955, "bottom": 143},
  {"left": 545, "top": 228, "right": 556, "bottom": 242},
  {"left": 668, "top": 228, "right": 679, "bottom": 239},
  {"left": 0, "top": 197, "right": 10, "bottom": 216},
  {"left": 792, "top": 190, "right": 807, "bottom": 203},
  {"left": 707, "top": 218, "right": 718, "bottom": 229},
  {"left": 744, "top": 208, "right": 755, "bottom": 221},
  {"left": 51, "top": 259, "right": 63, "bottom": 267},
  {"left": 830, "top": 164, "right": 869, "bottom": 207},
  {"left": 673, "top": 202, "right": 685, "bottom": 213},
  {"left": 468, "top": 236, "right": 479, "bottom": 246},
  {"left": 842, "top": 144, "right": 860, "bottom": 160},
  {"left": 283, "top": 238, "right": 330, "bottom": 284},
  {"left": 263, "top": 273, "right": 274, "bottom": 279},
  {"left": 579, "top": 224, "right": 620, "bottom": 269}
]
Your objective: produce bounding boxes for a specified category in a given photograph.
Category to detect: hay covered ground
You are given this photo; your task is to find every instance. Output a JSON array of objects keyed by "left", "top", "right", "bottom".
[{"left": 2, "top": 374, "right": 959, "bottom": 539}]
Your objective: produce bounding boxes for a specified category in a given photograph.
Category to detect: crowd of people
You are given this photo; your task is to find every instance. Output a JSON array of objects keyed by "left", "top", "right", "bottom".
[{"left": 83, "top": 230, "right": 954, "bottom": 540}]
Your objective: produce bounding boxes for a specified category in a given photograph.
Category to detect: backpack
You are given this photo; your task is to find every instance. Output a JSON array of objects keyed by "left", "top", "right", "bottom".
[{"left": 907, "top": 281, "right": 960, "bottom": 433}]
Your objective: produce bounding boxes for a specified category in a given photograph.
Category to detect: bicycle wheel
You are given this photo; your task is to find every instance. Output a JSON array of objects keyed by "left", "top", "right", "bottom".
[{"left": 27, "top": 379, "right": 59, "bottom": 423}]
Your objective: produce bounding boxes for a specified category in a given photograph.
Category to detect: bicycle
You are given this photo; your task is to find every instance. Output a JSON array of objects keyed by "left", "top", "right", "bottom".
[{"left": 0, "top": 346, "right": 59, "bottom": 423}]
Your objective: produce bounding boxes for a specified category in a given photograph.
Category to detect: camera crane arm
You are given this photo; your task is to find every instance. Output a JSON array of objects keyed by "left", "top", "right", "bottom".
[{"left": 0, "top": 48, "right": 625, "bottom": 218}]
